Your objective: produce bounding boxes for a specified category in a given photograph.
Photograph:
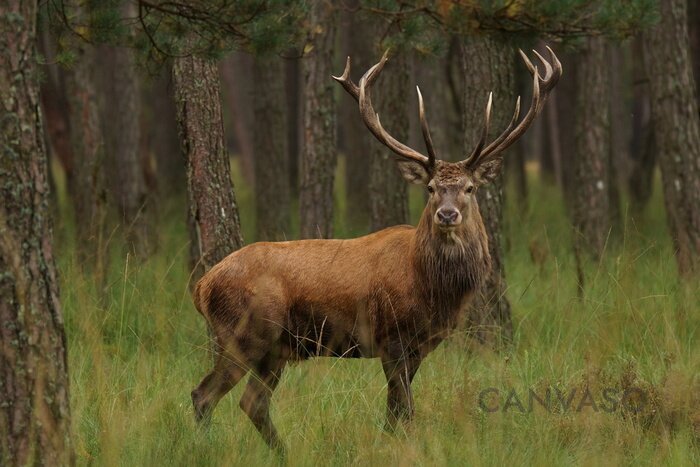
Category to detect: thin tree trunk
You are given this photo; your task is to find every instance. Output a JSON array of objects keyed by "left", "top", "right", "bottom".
[
  {"left": 63, "top": 41, "right": 108, "bottom": 283},
  {"left": 629, "top": 37, "right": 655, "bottom": 211},
  {"left": 573, "top": 37, "right": 612, "bottom": 291},
  {"left": 556, "top": 52, "right": 578, "bottom": 209},
  {"left": 253, "top": 55, "right": 291, "bottom": 241},
  {"left": 541, "top": 98, "right": 559, "bottom": 183},
  {"left": 173, "top": 52, "right": 245, "bottom": 286},
  {"left": 143, "top": 62, "right": 184, "bottom": 197},
  {"left": 300, "top": 1, "right": 337, "bottom": 239},
  {"left": 369, "top": 52, "right": 410, "bottom": 231},
  {"left": 37, "top": 23, "right": 72, "bottom": 186},
  {"left": 688, "top": 0, "right": 700, "bottom": 97},
  {"left": 642, "top": 0, "right": 700, "bottom": 276},
  {"left": 0, "top": 2, "right": 72, "bottom": 464},
  {"left": 461, "top": 36, "right": 514, "bottom": 346},
  {"left": 220, "top": 55, "right": 255, "bottom": 184},
  {"left": 340, "top": 6, "right": 371, "bottom": 227},
  {"left": 97, "top": 35, "right": 151, "bottom": 257},
  {"left": 607, "top": 44, "right": 628, "bottom": 228},
  {"left": 285, "top": 53, "right": 301, "bottom": 199}
]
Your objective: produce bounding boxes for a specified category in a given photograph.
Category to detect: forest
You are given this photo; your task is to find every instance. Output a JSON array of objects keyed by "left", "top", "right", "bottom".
[{"left": 1, "top": 0, "right": 699, "bottom": 465}]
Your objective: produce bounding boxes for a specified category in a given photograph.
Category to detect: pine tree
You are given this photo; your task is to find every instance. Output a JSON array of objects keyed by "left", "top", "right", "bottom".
[
  {"left": 253, "top": 55, "right": 291, "bottom": 240},
  {"left": 0, "top": 2, "right": 72, "bottom": 464},
  {"left": 299, "top": 0, "right": 338, "bottom": 239},
  {"left": 642, "top": 0, "right": 700, "bottom": 276},
  {"left": 173, "top": 50, "right": 245, "bottom": 284}
]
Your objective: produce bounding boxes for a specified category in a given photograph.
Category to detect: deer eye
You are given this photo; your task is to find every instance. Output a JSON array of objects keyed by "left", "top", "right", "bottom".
[
  {"left": 466, "top": 185, "right": 475, "bottom": 194},
  {"left": 427, "top": 185, "right": 435, "bottom": 194}
]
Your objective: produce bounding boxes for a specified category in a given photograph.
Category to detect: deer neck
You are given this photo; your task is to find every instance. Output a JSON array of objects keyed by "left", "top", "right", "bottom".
[{"left": 412, "top": 204, "right": 491, "bottom": 314}]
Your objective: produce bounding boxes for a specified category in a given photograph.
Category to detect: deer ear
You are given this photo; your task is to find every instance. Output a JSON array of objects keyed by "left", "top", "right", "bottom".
[
  {"left": 396, "top": 160, "right": 430, "bottom": 185},
  {"left": 471, "top": 158, "right": 503, "bottom": 185}
]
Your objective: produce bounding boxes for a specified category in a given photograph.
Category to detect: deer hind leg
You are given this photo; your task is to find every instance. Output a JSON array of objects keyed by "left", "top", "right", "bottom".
[
  {"left": 239, "top": 350, "right": 287, "bottom": 454},
  {"left": 191, "top": 351, "right": 248, "bottom": 425},
  {"left": 381, "top": 355, "right": 422, "bottom": 431}
]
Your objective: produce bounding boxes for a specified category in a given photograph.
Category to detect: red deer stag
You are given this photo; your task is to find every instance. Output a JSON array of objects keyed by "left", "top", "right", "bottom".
[{"left": 191, "top": 47, "right": 561, "bottom": 452}]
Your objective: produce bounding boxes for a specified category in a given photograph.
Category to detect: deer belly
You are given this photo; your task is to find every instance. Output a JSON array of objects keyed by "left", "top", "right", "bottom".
[{"left": 283, "top": 302, "right": 376, "bottom": 359}]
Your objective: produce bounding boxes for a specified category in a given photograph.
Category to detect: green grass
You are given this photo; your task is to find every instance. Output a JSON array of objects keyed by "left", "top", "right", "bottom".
[{"left": 53, "top": 159, "right": 699, "bottom": 466}]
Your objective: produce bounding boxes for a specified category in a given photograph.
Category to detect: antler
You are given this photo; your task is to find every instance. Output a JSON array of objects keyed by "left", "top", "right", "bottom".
[
  {"left": 463, "top": 46, "right": 562, "bottom": 168},
  {"left": 333, "top": 51, "right": 437, "bottom": 171}
]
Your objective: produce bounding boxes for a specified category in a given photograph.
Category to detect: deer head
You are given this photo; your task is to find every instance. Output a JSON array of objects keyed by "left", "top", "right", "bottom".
[{"left": 333, "top": 47, "right": 561, "bottom": 232}]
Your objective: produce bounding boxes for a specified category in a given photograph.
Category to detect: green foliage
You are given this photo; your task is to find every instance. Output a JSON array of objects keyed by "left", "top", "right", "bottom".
[
  {"left": 362, "top": 0, "right": 658, "bottom": 50},
  {"left": 51, "top": 158, "right": 699, "bottom": 465},
  {"left": 43, "top": 0, "right": 307, "bottom": 67}
]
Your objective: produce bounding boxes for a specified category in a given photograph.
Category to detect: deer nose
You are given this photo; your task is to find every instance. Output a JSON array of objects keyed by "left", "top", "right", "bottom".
[{"left": 436, "top": 208, "right": 460, "bottom": 225}]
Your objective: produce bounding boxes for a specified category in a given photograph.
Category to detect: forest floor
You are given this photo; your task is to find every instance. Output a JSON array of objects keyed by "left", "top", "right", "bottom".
[{"left": 54, "top": 160, "right": 699, "bottom": 466}]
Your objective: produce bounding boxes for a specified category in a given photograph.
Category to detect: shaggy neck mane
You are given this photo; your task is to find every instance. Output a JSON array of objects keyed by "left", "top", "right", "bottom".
[{"left": 413, "top": 206, "right": 491, "bottom": 318}]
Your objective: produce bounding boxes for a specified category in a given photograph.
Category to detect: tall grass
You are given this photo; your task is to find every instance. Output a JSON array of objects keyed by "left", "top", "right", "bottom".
[{"left": 53, "top": 160, "right": 699, "bottom": 466}]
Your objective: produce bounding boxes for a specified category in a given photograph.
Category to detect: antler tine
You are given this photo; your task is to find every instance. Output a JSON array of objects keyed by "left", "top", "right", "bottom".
[
  {"left": 532, "top": 49, "right": 553, "bottom": 81},
  {"left": 348, "top": 50, "right": 433, "bottom": 168},
  {"left": 333, "top": 50, "right": 390, "bottom": 102},
  {"left": 416, "top": 86, "right": 437, "bottom": 166},
  {"left": 464, "top": 92, "right": 493, "bottom": 166},
  {"left": 464, "top": 47, "right": 561, "bottom": 166},
  {"left": 332, "top": 56, "right": 360, "bottom": 100}
]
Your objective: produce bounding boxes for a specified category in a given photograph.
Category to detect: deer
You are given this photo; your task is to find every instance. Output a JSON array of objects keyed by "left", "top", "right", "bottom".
[{"left": 190, "top": 47, "right": 561, "bottom": 453}]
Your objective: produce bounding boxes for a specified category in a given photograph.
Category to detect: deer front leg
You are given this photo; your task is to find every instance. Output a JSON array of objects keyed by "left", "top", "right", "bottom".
[{"left": 381, "top": 356, "right": 421, "bottom": 431}]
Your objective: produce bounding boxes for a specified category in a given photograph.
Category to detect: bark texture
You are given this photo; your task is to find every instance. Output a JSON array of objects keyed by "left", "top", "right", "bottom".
[
  {"left": 643, "top": 0, "right": 700, "bottom": 276},
  {"left": 300, "top": 0, "right": 337, "bottom": 239},
  {"left": 0, "top": 2, "right": 72, "bottom": 464},
  {"left": 97, "top": 39, "right": 151, "bottom": 257},
  {"left": 688, "top": 0, "right": 700, "bottom": 97},
  {"left": 461, "top": 36, "right": 514, "bottom": 345},
  {"left": 573, "top": 37, "right": 612, "bottom": 264},
  {"left": 369, "top": 52, "right": 410, "bottom": 231},
  {"left": 253, "top": 56, "right": 291, "bottom": 241},
  {"left": 173, "top": 53, "right": 244, "bottom": 284}
]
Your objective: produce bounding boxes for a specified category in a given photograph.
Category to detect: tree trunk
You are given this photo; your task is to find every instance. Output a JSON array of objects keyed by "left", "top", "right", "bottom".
[
  {"left": 97, "top": 37, "right": 151, "bottom": 257},
  {"left": 37, "top": 23, "right": 72, "bottom": 186},
  {"left": 573, "top": 37, "right": 612, "bottom": 265},
  {"left": 173, "top": 52, "right": 245, "bottom": 285},
  {"left": 340, "top": 7, "right": 371, "bottom": 228},
  {"left": 642, "top": 0, "right": 700, "bottom": 276},
  {"left": 556, "top": 51, "right": 578, "bottom": 209},
  {"left": 253, "top": 56, "right": 291, "bottom": 241},
  {"left": 461, "top": 36, "right": 514, "bottom": 346},
  {"left": 63, "top": 41, "right": 108, "bottom": 283},
  {"left": 220, "top": 55, "right": 255, "bottom": 184},
  {"left": 299, "top": 0, "right": 337, "bottom": 239},
  {"left": 0, "top": 2, "right": 72, "bottom": 464},
  {"left": 143, "top": 62, "right": 184, "bottom": 197},
  {"left": 369, "top": 52, "right": 410, "bottom": 231},
  {"left": 285, "top": 53, "right": 301, "bottom": 199},
  {"left": 629, "top": 37, "right": 655, "bottom": 211},
  {"left": 688, "top": 0, "right": 700, "bottom": 97},
  {"left": 607, "top": 44, "right": 628, "bottom": 229}
]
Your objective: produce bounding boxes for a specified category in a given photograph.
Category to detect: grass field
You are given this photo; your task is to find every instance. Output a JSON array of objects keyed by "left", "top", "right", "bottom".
[{"left": 53, "top": 160, "right": 699, "bottom": 466}]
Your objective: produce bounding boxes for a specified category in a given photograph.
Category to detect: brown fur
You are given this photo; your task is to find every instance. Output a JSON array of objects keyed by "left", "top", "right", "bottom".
[{"left": 189, "top": 161, "right": 492, "bottom": 452}]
